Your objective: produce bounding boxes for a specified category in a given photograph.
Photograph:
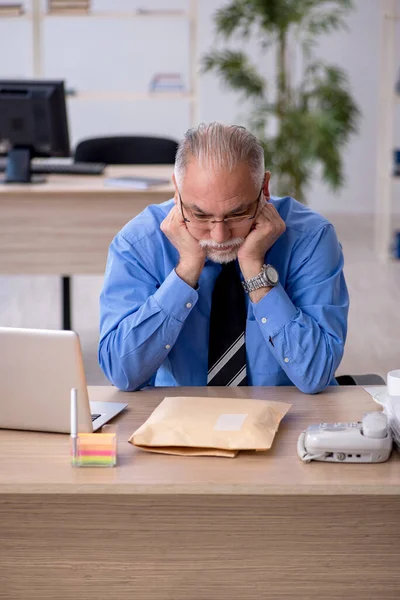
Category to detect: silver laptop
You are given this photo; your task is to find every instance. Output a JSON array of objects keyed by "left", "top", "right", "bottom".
[{"left": 0, "top": 327, "right": 127, "bottom": 433}]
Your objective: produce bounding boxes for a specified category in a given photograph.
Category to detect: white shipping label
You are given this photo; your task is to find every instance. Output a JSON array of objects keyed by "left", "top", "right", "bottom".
[{"left": 214, "top": 413, "right": 248, "bottom": 432}]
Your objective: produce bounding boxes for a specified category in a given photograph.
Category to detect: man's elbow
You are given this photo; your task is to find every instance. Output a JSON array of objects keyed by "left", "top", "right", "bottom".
[
  {"left": 296, "top": 379, "right": 329, "bottom": 395},
  {"left": 296, "top": 338, "right": 344, "bottom": 394},
  {"left": 99, "top": 365, "right": 141, "bottom": 392},
  {"left": 98, "top": 342, "right": 134, "bottom": 391},
  {"left": 108, "top": 374, "right": 139, "bottom": 392},
  {"left": 296, "top": 357, "right": 340, "bottom": 394}
]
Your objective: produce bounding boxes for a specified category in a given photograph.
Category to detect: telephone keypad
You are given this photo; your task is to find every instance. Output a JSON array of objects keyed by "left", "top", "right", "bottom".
[{"left": 318, "top": 422, "right": 361, "bottom": 431}]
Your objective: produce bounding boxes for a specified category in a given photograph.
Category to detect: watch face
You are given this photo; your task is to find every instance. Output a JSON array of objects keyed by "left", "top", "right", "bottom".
[{"left": 266, "top": 266, "right": 279, "bottom": 284}]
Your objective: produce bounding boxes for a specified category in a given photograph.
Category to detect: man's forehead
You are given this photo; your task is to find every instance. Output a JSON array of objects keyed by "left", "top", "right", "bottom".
[{"left": 181, "top": 163, "right": 256, "bottom": 200}]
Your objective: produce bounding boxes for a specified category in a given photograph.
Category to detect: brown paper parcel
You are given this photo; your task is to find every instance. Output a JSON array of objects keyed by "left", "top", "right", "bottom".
[{"left": 129, "top": 396, "right": 291, "bottom": 457}]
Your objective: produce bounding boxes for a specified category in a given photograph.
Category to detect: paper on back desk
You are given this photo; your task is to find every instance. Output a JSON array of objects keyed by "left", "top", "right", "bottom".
[{"left": 129, "top": 396, "right": 291, "bottom": 457}]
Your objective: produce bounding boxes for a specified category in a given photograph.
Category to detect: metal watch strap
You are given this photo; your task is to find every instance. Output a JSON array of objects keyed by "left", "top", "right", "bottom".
[{"left": 242, "top": 264, "right": 275, "bottom": 294}]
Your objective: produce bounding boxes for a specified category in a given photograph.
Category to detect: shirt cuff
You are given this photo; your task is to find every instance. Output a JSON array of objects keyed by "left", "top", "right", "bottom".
[
  {"left": 153, "top": 268, "right": 198, "bottom": 322},
  {"left": 252, "top": 283, "right": 298, "bottom": 338}
]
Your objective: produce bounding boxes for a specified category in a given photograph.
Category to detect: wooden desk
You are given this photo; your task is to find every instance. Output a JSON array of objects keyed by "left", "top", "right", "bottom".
[
  {"left": 1, "top": 386, "right": 400, "bottom": 599},
  {"left": 0, "top": 164, "right": 174, "bottom": 328},
  {"left": 0, "top": 165, "right": 174, "bottom": 275}
]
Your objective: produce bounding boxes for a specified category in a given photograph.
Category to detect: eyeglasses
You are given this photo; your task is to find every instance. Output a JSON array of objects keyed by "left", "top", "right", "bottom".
[{"left": 178, "top": 187, "right": 263, "bottom": 231}]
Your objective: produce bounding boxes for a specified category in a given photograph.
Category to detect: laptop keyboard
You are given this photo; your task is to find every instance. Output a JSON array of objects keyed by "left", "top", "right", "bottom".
[{"left": 91, "top": 413, "right": 102, "bottom": 422}]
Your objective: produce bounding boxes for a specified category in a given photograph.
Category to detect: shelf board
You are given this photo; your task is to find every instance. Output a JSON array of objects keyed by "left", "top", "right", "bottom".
[
  {"left": 44, "top": 10, "right": 190, "bottom": 19},
  {"left": 67, "top": 91, "right": 194, "bottom": 101},
  {"left": 0, "top": 13, "right": 27, "bottom": 19},
  {"left": 0, "top": 10, "right": 190, "bottom": 19}
]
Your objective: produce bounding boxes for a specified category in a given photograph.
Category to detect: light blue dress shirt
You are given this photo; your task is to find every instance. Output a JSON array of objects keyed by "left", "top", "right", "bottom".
[{"left": 99, "top": 196, "right": 349, "bottom": 394}]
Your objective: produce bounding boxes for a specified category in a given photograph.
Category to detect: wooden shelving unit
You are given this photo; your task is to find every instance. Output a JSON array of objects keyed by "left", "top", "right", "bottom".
[
  {"left": 374, "top": 0, "right": 400, "bottom": 261},
  {"left": 25, "top": 0, "right": 199, "bottom": 128}
]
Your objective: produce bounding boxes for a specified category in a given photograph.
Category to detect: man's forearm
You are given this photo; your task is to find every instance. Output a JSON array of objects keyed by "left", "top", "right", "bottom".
[
  {"left": 99, "top": 269, "right": 199, "bottom": 391},
  {"left": 251, "top": 284, "right": 345, "bottom": 394}
]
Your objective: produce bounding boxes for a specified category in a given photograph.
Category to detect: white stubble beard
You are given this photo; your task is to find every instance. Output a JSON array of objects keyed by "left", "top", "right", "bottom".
[{"left": 198, "top": 237, "right": 245, "bottom": 264}]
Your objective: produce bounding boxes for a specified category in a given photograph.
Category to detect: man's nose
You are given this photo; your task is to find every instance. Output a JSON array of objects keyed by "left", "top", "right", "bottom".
[{"left": 210, "top": 221, "right": 231, "bottom": 244}]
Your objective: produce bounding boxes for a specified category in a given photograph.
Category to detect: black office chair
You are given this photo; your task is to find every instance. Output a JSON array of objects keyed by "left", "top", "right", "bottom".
[
  {"left": 336, "top": 374, "right": 385, "bottom": 386},
  {"left": 60, "top": 136, "right": 178, "bottom": 331},
  {"left": 74, "top": 135, "right": 178, "bottom": 165}
]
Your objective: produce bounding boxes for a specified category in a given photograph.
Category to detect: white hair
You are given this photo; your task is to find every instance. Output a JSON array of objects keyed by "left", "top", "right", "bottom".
[{"left": 174, "top": 122, "right": 265, "bottom": 188}]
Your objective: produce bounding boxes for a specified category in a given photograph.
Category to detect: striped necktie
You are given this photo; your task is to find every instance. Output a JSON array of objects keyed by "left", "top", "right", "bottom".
[{"left": 207, "top": 261, "right": 248, "bottom": 386}]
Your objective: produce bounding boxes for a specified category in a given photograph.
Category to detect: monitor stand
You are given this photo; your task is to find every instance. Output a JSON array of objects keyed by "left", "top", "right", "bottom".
[{"left": 0, "top": 147, "right": 46, "bottom": 184}]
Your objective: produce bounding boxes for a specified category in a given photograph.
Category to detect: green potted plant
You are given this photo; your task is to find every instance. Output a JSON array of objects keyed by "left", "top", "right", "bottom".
[{"left": 203, "top": 0, "right": 360, "bottom": 203}]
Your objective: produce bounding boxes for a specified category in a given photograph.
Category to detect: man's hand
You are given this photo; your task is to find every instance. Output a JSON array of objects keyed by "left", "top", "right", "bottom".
[
  {"left": 238, "top": 202, "right": 286, "bottom": 300},
  {"left": 160, "top": 205, "right": 206, "bottom": 288}
]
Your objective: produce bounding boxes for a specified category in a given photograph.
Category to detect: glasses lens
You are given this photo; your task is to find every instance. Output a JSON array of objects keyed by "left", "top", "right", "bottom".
[
  {"left": 225, "top": 216, "right": 248, "bottom": 224},
  {"left": 189, "top": 218, "right": 248, "bottom": 230},
  {"left": 189, "top": 220, "right": 213, "bottom": 230},
  {"left": 181, "top": 201, "right": 255, "bottom": 230}
]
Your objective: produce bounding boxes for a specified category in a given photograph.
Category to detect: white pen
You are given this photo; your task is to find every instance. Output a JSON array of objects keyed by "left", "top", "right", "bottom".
[{"left": 70, "top": 388, "right": 78, "bottom": 464}]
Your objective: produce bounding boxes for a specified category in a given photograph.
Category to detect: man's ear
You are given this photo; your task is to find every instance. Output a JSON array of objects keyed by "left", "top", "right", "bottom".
[{"left": 263, "top": 171, "right": 271, "bottom": 201}]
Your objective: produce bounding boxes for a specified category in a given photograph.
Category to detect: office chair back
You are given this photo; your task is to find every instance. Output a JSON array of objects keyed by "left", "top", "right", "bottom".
[
  {"left": 74, "top": 136, "right": 178, "bottom": 165},
  {"left": 336, "top": 374, "right": 385, "bottom": 386}
]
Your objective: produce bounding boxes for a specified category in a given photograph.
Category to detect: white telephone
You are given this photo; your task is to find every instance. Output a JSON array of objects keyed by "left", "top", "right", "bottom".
[{"left": 297, "top": 411, "right": 393, "bottom": 463}]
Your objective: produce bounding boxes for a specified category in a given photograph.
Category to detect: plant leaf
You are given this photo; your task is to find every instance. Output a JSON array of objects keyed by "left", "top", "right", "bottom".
[{"left": 202, "top": 50, "right": 265, "bottom": 98}]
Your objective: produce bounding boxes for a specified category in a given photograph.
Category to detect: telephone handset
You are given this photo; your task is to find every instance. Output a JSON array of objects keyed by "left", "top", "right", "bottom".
[{"left": 297, "top": 411, "right": 393, "bottom": 463}]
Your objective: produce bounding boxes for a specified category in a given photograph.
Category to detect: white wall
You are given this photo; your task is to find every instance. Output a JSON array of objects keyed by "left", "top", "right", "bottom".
[
  {"left": 0, "top": 0, "right": 399, "bottom": 213},
  {"left": 199, "top": 0, "right": 400, "bottom": 214}
]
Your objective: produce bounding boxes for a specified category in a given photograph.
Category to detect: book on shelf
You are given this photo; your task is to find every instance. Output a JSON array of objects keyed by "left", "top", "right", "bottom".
[
  {"left": 47, "top": 0, "right": 90, "bottom": 14},
  {"left": 0, "top": 3, "right": 24, "bottom": 16},
  {"left": 136, "top": 8, "right": 186, "bottom": 17},
  {"left": 149, "top": 73, "right": 185, "bottom": 93},
  {"left": 394, "top": 149, "right": 400, "bottom": 177},
  {"left": 48, "top": 0, "right": 90, "bottom": 5}
]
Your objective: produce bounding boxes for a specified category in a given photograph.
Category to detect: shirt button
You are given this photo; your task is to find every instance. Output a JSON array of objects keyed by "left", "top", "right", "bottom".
[
  {"left": 186, "top": 302, "right": 192, "bottom": 308},
  {"left": 261, "top": 317, "right": 267, "bottom": 324},
  {"left": 284, "top": 357, "right": 289, "bottom": 363},
  {"left": 165, "top": 344, "right": 171, "bottom": 350}
]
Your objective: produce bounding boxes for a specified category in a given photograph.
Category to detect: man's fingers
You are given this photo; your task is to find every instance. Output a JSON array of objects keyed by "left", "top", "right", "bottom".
[
  {"left": 262, "top": 203, "right": 283, "bottom": 224},
  {"left": 255, "top": 204, "right": 273, "bottom": 225},
  {"left": 254, "top": 204, "right": 285, "bottom": 235},
  {"left": 170, "top": 205, "right": 186, "bottom": 225},
  {"left": 164, "top": 206, "right": 180, "bottom": 227}
]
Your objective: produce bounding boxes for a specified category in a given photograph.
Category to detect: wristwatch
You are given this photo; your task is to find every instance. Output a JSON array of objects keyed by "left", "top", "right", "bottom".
[{"left": 242, "top": 264, "right": 279, "bottom": 294}]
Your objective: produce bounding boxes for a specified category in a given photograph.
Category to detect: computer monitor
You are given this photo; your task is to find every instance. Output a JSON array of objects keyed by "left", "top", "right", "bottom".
[{"left": 0, "top": 79, "right": 70, "bottom": 184}]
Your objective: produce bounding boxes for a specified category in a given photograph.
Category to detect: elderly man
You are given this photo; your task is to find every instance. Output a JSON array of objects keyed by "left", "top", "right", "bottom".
[{"left": 99, "top": 122, "right": 349, "bottom": 393}]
